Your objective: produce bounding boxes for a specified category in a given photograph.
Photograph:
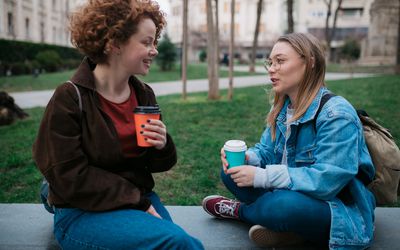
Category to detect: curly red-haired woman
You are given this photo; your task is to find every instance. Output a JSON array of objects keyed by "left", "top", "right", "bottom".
[{"left": 33, "top": 0, "right": 203, "bottom": 249}]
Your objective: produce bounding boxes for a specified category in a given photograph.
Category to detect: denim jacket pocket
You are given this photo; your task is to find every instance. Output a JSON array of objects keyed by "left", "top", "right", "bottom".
[{"left": 295, "top": 144, "right": 316, "bottom": 165}]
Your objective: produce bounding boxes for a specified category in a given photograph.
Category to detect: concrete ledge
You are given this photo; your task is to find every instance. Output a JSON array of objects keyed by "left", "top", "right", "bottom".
[{"left": 0, "top": 204, "right": 399, "bottom": 249}]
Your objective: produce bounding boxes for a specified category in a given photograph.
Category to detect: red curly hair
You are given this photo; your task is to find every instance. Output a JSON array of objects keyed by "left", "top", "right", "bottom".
[{"left": 69, "top": 0, "right": 166, "bottom": 64}]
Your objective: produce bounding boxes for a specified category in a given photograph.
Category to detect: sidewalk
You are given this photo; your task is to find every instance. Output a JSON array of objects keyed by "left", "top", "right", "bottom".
[{"left": 10, "top": 72, "right": 375, "bottom": 109}]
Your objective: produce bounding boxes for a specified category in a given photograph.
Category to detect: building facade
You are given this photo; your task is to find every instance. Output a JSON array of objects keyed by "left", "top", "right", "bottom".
[
  {"left": 0, "top": 0, "right": 84, "bottom": 46},
  {"left": 167, "top": 0, "right": 373, "bottom": 62}
]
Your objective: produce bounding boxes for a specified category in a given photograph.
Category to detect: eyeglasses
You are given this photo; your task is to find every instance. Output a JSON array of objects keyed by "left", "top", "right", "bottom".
[
  {"left": 264, "top": 56, "right": 305, "bottom": 71},
  {"left": 263, "top": 58, "right": 283, "bottom": 71}
]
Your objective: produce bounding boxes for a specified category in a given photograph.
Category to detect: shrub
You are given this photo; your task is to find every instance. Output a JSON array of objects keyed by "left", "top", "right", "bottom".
[
  {"left": 35, "top": 50, "right": 62, "bottom": 72},
  {"left": 155, "top": 34, "right": 177, "bottom": 71},
  {"left": 340, "top": 39, "right": 361, "bottom": 62},
  {"left": 199, "top": 50, "right": 207, "bottom": 62},
  {"left": 10, "top": 62, "right": 32, "bottom": 75}
]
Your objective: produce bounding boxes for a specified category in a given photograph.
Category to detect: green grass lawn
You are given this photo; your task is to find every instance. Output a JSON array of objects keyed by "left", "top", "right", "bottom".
[
  {"left": 0, "top": 75, "right": 399, "bottom": 206},
  {"left": 0, "top": 63, "right": 261, "bottom": 93}
]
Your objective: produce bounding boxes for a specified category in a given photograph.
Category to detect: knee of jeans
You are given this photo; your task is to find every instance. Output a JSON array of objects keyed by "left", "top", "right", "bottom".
[{"left": 260, "top": 191, "right": 306, "bottom": 227}]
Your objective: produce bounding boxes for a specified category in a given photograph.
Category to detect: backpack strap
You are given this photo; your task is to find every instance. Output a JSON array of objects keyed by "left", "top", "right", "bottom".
[
  {"left": 40, "top": 80, "right": 83, "bottom": 214},
  {"left": 313, "top": 93, "right": 336, "bottom": 130},
  {"left": 66, "top": 80, "right": 82, "bottom": 113}
]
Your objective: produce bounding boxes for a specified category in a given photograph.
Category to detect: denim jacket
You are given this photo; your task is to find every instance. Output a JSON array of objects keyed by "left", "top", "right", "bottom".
[{"left": 247, "top": 87, "right": 376, "bottom": 250}]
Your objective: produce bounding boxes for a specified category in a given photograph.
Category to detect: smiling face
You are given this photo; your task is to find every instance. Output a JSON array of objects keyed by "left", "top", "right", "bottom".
[
  {"left": 268, "top": 41, "right": 306, "bottom": 101},
  {"left": 118, "top": 17, "right": 158, "bottom": 76}
]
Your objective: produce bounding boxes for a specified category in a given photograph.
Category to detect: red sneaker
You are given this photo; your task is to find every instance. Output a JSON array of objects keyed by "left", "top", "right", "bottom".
[{"left": 202, "top": 195, "right": 240, "bottom": 220}]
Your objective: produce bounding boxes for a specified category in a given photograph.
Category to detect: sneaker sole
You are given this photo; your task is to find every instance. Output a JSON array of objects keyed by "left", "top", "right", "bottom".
[{"left": 249, "top": 225, "right": 305, "bottom": 247}]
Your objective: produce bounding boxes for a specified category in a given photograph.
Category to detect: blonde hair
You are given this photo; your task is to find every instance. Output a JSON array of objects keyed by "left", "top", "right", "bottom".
[{"left": 267, "top": 33, "right": 326, "bottom": 140}]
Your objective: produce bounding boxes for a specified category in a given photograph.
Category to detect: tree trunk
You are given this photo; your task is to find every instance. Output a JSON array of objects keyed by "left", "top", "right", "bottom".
[
  {"left": 249, "top": 0, "right": 263, "bottom": 72},
  {"left": 325, "top": 0, "right": 343, "bottom": 62},
  {"left": 181, "top": 0, "right": 188, "bottom": 99},
  {"left": 206, "top": 0, "right": 219, "bottom": 99},
  {"left": 287, "top": 0, "right": 294, "bottom": 33},
  {"left": 214, "top": 0, "right": 220, "bottom": 82},
  {"left": 228, "top": 0, "right": 235, "bottom": 100},
  {"left": 396, "top": 0, "right": 400, "bottom": 74},
  {"left": 324, "top": 0, "right": 333, "bottom": 61},
  {"left": 215, "top": 0, "right": 220, "bottom": 65}
]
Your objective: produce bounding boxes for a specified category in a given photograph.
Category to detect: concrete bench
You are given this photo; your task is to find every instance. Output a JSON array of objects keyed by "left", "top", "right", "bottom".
[{"left": 0, "top": 204, "right": 398, "bottom": 249}]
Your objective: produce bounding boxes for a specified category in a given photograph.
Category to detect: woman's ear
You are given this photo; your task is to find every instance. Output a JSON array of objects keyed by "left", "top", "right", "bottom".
[{"left": 109, "top": 42, "right": 121, "bottom": 55}]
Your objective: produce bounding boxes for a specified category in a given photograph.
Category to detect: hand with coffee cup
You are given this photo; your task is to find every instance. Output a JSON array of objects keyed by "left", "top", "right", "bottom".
[
  {"left": 220, "top": 140, "right": 256, "bottom": 187},
  {"left": 221, "top": 140, "right": 248, "bottom": 170},
  {"left": 134, "top": 106, "right": 167, "bottom": 150}
]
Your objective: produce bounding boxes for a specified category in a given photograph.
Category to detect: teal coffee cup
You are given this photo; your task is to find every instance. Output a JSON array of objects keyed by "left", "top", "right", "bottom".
[{"left": 224, "top": 140, "right": 247, "bottom": 168}]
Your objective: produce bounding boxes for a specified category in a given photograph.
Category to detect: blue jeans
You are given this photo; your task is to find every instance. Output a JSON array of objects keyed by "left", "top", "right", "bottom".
[
  {"left": 221, "top": 169, "right": 331, "bottom": 245},
  {"left": 53, "top": 192, "right": 204, "bottom": 250}
]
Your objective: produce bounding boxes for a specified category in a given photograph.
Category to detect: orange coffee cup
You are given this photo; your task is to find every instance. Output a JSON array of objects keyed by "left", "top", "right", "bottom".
[{"left": 133, "top": 106, "right": 161, "bottom": 147}]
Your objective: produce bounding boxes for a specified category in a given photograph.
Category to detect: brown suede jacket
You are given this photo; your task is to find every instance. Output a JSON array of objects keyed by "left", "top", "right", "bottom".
[{"left": 32, "top": 58, "right": 177, "bottom": 212}]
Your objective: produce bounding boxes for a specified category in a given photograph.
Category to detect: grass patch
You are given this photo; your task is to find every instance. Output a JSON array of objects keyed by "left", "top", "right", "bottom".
[
  {"left": 0, "top": 63, "right": 261, "bottom": 93},
  {"left": 1, "top": 75, "right": 399, "bottom": 206}
]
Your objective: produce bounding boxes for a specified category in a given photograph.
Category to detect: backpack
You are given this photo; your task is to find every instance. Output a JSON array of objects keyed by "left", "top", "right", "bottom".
[
  {"left": 40, "top": 81, "right": 82, "bottom": 214},
  {"left": 318, "top": 93, "right": 400, "bottom": 205}
]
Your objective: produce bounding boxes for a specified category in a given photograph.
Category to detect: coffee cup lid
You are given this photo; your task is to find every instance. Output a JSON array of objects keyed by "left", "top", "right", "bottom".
[
  {"left": 134, "top": 105, "right": 161, "bottom": 114},
  {"left": 223, "top": 140, "right": 247, "bottom": 152}
]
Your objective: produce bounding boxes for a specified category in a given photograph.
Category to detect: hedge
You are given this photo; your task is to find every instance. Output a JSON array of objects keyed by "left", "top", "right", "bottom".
[{"left": 0, "top": 39, "right": 83, "bottom": 75}]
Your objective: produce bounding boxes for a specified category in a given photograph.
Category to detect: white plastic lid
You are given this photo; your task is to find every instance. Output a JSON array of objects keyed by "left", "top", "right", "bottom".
[{"left": 223, "top": 140, "right": 247, "bottom": 152}]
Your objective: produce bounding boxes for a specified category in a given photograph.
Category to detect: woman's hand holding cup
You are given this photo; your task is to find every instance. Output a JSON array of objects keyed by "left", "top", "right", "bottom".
[
  {"left": 134, "top": 106, "right": 166, "bottom": 149},
  {"left": 141, "top": 119, "right": 167, "bottom": 150},
  {"left": 221, "top": 140, "right": 249, "bottom": 174}
]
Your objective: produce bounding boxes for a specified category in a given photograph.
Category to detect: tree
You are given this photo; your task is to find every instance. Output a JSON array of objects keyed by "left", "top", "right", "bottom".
[
  {"left": 228, "top": 0, "right": 235, "bottom": 100},
  {"left": 182, "top": 0, "right": 188, "bottom": 99},
  {"left": 249, "top": 0, "right": 263, "bottom": 73},
  {"left": 324, "top": 0, "right": 344, "bottom": 62},
  {"left": 287, "top": 0, "right": 294, "bottom": 33},
  {"left": 155, "top": 34, "right": 177, "bottom": 71},
  {"left": 206, "top": 0, "right": 219, "bottom": 99}
]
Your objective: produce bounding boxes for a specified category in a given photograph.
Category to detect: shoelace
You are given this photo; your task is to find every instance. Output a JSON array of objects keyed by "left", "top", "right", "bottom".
[{"left": 216, "top": 200, "right": 237, "bottom": 217}]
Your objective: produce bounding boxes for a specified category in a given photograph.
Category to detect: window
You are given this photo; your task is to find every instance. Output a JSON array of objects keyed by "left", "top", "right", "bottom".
[
  {"left": 25, "top": 18, "right": 30, "bottom": 39},
  {"left": 40, "top": 22, "right": 45, "bottom": 42},
  {"left": 172, "top": 6, "right": 180, "bottom": 16},
  {"left": 224, "top": 1, "right": 240, "bottom": 13},
  {"left": 341, "top": 8, "right": 363, "bottom": 18},
  {"left": 53, "top": 26, "right": 57, "bottom": 43},
  {"left": 235, "top": 2, "right": 240, "bottom": 13},
  {"left": 7, "top": 12, "right": 14, "bottom": 36}
]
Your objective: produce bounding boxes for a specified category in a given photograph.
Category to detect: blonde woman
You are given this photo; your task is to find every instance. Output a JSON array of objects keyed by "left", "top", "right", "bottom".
[{"left": 203, "top": 33, "right": 375, "bottom": 250}]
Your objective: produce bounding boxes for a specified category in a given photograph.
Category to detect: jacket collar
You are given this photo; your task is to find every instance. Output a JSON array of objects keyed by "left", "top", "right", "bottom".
[{"left": 276, "top": 87, "right": 330, "bottom": 126}]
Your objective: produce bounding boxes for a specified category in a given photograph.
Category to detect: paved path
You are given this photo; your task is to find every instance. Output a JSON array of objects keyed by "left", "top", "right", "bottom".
[{"left": 10, "top": 72, "right": 375, "bottom": 109}]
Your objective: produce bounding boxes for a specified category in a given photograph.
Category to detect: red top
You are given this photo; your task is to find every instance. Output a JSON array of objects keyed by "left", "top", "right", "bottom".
[{"left": 98, "top": 85, "right": 141, "bottom": 157}]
